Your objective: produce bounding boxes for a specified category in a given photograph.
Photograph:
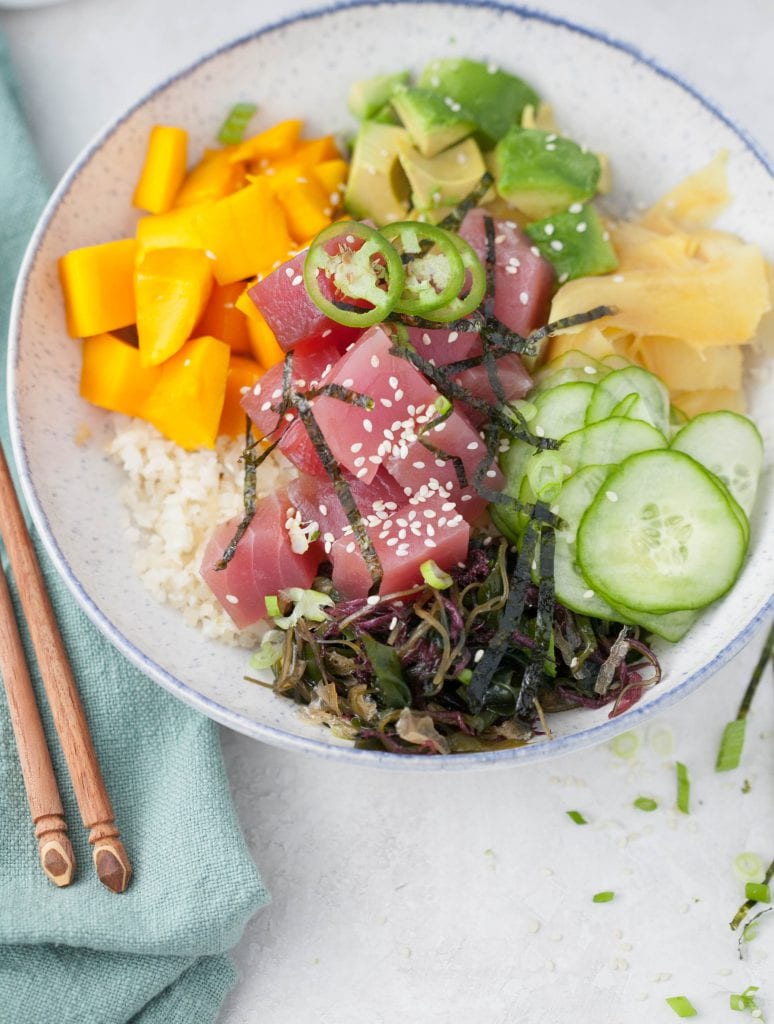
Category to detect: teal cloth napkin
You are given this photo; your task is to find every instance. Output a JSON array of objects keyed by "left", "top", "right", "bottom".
[{"left": 0, "top": 35, "right": 268, "bottom": 1024}]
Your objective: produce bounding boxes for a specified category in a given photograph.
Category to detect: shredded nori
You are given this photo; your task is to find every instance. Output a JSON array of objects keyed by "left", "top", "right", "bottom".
[{"left": 437, "top": 171, "right": 495, "bottom": 233}]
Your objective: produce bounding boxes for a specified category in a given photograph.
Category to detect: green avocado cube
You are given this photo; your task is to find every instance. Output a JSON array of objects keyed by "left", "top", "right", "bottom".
[
  {"left": 525, "top": 204, "right": 618, "bottom": 283},
  {"left": 390, "top": 85, "right": 476, "bottom": 157},
  {"left": 348, "top": 71, "right": 411, "bottom": 120},
  {"left": 344, "top": 121, "right": 412, "bottom": 225},
  {"left": 418, "top": 58, "right": 539, "bottom": 148},
  {"left": 397, "top": 136, "right": 487, "bottom": 211},
  {"left": 495, "top": 127, "right": 601, "bottom": 219}
]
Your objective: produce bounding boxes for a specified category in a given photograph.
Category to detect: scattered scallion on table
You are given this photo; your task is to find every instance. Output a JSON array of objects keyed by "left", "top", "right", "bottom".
[
  {"left": 676, "top": 761, "right": 690, "bottom": 814},
  {"left": 633, "top": 796, "right": 658, "bottom": 812},
  {"left": 716, "top": 623, "right": 773, "bottom": 772},
  {"left": 665, "top": 996, "right": 698, "bottom": 1018},
  {"left": 566, "top": 810, "right": 587, "bottom": 825},
  {"left": 592, "top": 891, "right": 614, "bottom": 903}
]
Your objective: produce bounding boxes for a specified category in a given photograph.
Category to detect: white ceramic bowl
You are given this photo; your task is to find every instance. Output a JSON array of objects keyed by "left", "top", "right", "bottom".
[{"left": 9, "top": 1, "right": 773, "bottom": 769}]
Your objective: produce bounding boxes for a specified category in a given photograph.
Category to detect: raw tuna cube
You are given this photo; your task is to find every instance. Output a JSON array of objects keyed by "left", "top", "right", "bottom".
[
  {"left": 312, "top": 325, "right": 440, "bottom": 484},
  {"left": 200, "top": 490, "right": 321, "bottom": 628},
  {"left": 330, "top": 495, "right": 470, "bottom": 600},
  {"left": 384, "top": 405, "right": 504, "bottom": 518},
  {"left": 287, "top": 468, "right": 407, "bottom": 549},
  {"left": 459, "top": 208, "right": 554, "bottom": 337},
  {"left": 248, "top": 250, "right": 362, "bottom": 352},
  {"left": 406, "top": 326, "right": 482, "bottom": 368}
]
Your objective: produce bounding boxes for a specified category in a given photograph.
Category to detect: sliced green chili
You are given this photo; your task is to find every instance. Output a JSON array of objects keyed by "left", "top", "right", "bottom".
[
  {"left": 303, "top": 221, "right": 405, "bottom": 327},
  {"left": 379, "top": 221, "right": 465, "bottom": 315},
  {"left": 423, "top": 231, "right": 486, "bottom": 322}
]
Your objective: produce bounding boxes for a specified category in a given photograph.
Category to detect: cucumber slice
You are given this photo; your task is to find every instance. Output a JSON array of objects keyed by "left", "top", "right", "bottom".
[
  {"left": 670, "top": 410, "right": 764, "bottom": 516},
  {"left": 531, "top": 381, "right": 596, "bottom": 440},
  {"left": 534, "top": 349, "right": 608, "bottom": 391},
  {"left": 585, "top": 366, "right": 670, "bottom": 433},
  {"left": 552, "top": 466, "right": 699, "bottom": 641},
  {"left": 576, "top": 450, "right": 748, "bottom": 614},
  {"left": 559, "top": 417, "right": 668, "bottom": 475}
]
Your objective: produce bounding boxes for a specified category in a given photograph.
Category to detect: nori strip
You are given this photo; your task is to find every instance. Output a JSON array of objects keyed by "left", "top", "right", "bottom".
[
  {"left": 482, "top": 215, "right": 497, "bottom": 320},
  {"left": 526, "top": 305, "right": 616, "bottom": 347},
  {"left": 293, "top": 392, "right": 383, "bottom": 591},
  {"left": 437, "top": 171, "right": 495, "bottom": 233},
  {"left": 465, "top": 514, "right": 541, "bottom": 713},
  {"left": 516, "top": 514, "right": 555, "bottom": 718}
]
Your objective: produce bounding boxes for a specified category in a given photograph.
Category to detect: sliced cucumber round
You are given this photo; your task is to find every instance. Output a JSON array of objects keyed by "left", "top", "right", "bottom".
[
  {"left": 559, "top": 417, "right": 668, "bottom": 476},
  {"left": 576, "top": 450, "right": 748, "bottom": 614},
  {"left": 670, "top": 410, "right": 764, "bottom": 516},
  {"left": 531, "top": 381, "right": 596, "bottom": 441},
  {"left": 585, "top": 366, "right": 670, "bottom": 433}
]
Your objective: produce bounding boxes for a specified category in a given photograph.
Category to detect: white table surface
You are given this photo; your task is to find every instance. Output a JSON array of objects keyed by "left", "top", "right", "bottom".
[{"left": 2, "top": 1, "right": 773, "bottom": 1021}]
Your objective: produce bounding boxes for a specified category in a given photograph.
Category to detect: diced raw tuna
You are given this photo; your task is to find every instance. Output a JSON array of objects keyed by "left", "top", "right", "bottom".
[
  {"left": 384, "top": 405, "right": 504, "bottom": 519},
  {"left": 330, "top": 495, "right": 470, "bottom": 600},
  {"left": 312, "top": 325, "right": 441, "bottom": 484},
  {"left": 459, "top": 208, "right": 554, "bottom": 337},
  {"left": 241, "top": 337, "right": 346, "bottom": 477},
  {"left": 406, "top": 325, "right": 532, "bottom": 421},
  {"left": 248, "top": 250, "right": 362, "bottom": 352},
  {"left": 287, "top": 468, "right": 408, "bottom": 548},
  {"left": 200, "top": 490, "right": 321, "bottom": 628}
]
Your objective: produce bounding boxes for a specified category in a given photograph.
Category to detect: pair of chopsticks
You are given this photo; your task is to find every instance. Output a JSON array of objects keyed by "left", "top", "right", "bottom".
[{"left": 0, "top": 442, "right": 132, "bottom": 892}]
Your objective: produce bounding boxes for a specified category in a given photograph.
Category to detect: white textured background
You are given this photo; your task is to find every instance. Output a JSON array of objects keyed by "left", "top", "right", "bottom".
[{"left": 1, "top": 1, "right": 772, "bottom": 1021}]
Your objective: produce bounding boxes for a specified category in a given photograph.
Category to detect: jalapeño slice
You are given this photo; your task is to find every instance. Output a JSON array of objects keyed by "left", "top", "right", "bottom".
[
  {"left": 304, "top": 220, "right": 405, "bottom": 327},
  {"left": 379, "top": 221, "right": 465, "bottom": 316},
  {"left": 424, "top": 231, "right": 486, "bottom": 323}
]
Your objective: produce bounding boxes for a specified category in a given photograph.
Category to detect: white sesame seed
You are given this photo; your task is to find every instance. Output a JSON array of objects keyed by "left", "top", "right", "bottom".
[
  {"left": 550, "top": 240, "right": 564, "bottom": 251},
  {"left": 412, "top": 461, "right": 426, "bottom": 469},
  {"left": 394, "top": 389, "right": 404, "bottom": 401},
  {"left": 583, "top": 589, "right": 595, "bottom": 600},
  {"left": 569, "top": 202, "right": 583, "bottom": 214},
  {"left": 494, "top": 234, "right": 505, "bottom": 244},
  {"left": 424, "top": 538, "right": 437, "bottom": 549},
  {"left": 486, "top": 469, "right": 497, "bottom": 478},
  {"left": 505, "top": 265, "right": 518, "bottom": 274},
  {"left": 576, "top": 222, "right": 587, "bottom": 233},
  {"left": 321, "top": 329, "right": 332, "bottom": 338},
  {"left": 448, "top": 331, "right": 459, "bottom": 343},
  {"left": 370, "top": 354, "right": 380, "bottom": 368},
  {"left": 543, "top": 224, "right": 555, "bottom": 236},
  {"left": 353, "top": 457, "right": 365, "bottom": 468},
  {"left": 474, "top": 648, "right": 484, "bottom": 663},
  {"left": 350, "top": 442, "right": 363, "bottom": 454},
  {"left": 225, "top": 594, "right": 239, "bottom": 605},
  {"left": 386, "top": 537, "right": 398, "bottom": 547},
  {"left": 356, "top": 468, "right": 368, "bottom": 478},
  {"left": 366, "top": 595, "right": 380, "bottom": 606},
  {"left": 605, "top": 490, "right": 619, "bottom": 502},
  {"left": 285, "top": 267, "right": 294, "bottom": 278},
  {"left": 612, "top": 274, "right": 624, "bottom": 283},
  {"left": 363, "top": 419, "right": 373, "bottom": 433},
  {"left": 260, "top": 401, "right": 272, "bottom": 412},
  {"left": 291, "top": 274, "right": 303, "bottom": 287},
  {"left": 345, "top": 542, "right": 356, "bottom": 553},
  {"left": 252, "top": 383, "right": 262, "bottom": 396},
  {"left": 380, "top": 397, "right": 393, "bottom": 408},
  {"left": 519, "top": 291, "right": 530, "bottom": 305}
]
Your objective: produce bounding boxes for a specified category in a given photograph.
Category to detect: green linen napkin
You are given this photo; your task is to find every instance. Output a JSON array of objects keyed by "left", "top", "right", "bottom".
[{"left": 0, "top": 34, "right": 268, "bottom": 1024}]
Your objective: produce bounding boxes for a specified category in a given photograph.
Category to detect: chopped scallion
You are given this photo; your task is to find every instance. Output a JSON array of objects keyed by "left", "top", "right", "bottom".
[
  {"left": 633, "top": 796, "right": 658, "bottom": 812},
  {"left": 610, "top": 730, "right": 640, "bottom": 759},
  {"left": 264, "top": 594, "right": 281, "bottom": 618},
  {"left": 217, "top": 102, "right": 258, "bottom": 145},
  {"left": 566, "top": 810, "right": 587, "bottom": 825},
  {"left": 733, "top": 852, "right": 765, "bottom": 883},
  {"left": 420, "top": 559, "right": 454, "bottom": 590},
  {"left": 744, "top": 882, "right": 771, "bottom": 903},
  {"left": 716, "top": 718, "right": 747, "bottom": 772},
  {"left": 730, "top": 985, "right": 759, "bottom": 1012},
  {"left": 592, "top": 891, "right": 614, "bottom": 903},
  {"left": 676, "top": 761, "right": 690, "bottom": 814},
  {"left": 665, "top": 996, "right": 697, "bottom": 1018}
]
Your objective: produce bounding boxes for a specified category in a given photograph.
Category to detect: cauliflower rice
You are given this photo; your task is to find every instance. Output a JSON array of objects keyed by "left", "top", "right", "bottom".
[{"left": 106, "top": 416, "right": 294, "bottom": 646}]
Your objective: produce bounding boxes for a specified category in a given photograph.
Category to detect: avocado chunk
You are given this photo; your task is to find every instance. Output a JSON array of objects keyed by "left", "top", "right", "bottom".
[
  {"left": 418, "top": 58, "right": 539, "bottom": 148},
  {"left": 390, "top": 85, "right": 476, "bottom": 157},
  {"left": 397, "top": 136, "right": 487, "bottom": 211},
  {"left": 344, "top": 121, "right": 411, "bottom": 225},
  {"left": 348, "top": 71, "right": 410, "bottom": 120},
  {"left": 525, "top": 203, "right": 618, "bottom": 283},
  {"left": 494, "top": 127, "right": 601, "bottom": 219}
]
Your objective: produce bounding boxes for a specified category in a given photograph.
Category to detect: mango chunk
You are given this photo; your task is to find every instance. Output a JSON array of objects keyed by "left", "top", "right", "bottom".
[
  {"left": 313, "top": 158, "right": 348, "bottom": 202},
  {"left": 135, "top": 202, "right": 210, "bottom": 257},
  {"left": 275, "top": 176, "right": 332, "bottom": 244},
  {"left": 135, "top": 247, "right": 214, "bottom": 367},
  {"left": 80, "top": 332, "right": 161, "bottom": 417},
  {"left": 228, "top": 118, "right": 302, "bottom": 164},
  {"left": 175, "top": 147, "right": 245, "bottom": 207},
  {"left": 132, "top": 125, "right": 188, "bottom": 214},
  {"left": 58, "top": 238, "right": 137, "bottom": 338},
  {"left": 142, "top": 335, "right": 230, "bottom": 449},
  {"left": 195, "top": 280, "right": 252, "bottom": 354},
  {"left": 194, "top": 178, "right": 294, "bottom": 284},
  {"left": 219, "top": 355, "right": 264, "bottom": 437}
]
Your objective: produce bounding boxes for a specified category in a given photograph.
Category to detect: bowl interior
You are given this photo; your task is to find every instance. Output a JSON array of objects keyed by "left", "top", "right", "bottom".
[{"left": 9, "top": 1, "right": 774, "bottom": 769}]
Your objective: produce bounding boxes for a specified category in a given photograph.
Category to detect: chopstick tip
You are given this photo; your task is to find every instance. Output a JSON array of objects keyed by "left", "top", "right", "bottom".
[
  {"left": 93, "top": 838, "right": 133, "bottom": 893},
  {"left": 39, "top": 834, "right": 76, "bottom": 888}
]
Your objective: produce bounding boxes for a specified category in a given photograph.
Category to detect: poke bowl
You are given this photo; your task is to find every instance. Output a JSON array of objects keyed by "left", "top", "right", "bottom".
[{"left": 8, "top": 1, "right": 774, "bottom": 769}]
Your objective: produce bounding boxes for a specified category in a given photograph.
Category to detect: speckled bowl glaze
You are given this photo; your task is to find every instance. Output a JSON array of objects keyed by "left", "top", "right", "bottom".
[{"left": 8, "top": 1, "right": 774, "bottom": 769}]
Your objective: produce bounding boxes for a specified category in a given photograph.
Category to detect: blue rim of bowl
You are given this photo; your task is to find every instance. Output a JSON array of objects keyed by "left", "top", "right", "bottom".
[{"left": 8, "top": 0, "right": 774, "bottom": 770}]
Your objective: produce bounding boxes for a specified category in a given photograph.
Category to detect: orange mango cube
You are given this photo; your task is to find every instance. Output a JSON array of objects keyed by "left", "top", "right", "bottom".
[
  {"left": 141, "top": 335, "right": 231, "bottom": 450},
  {"left": 219, "top": 355, "right": 264, "bottom": 437},
  {"left": 80, "top": 332, "right": 161, "bottom": 417},
  {"left": 58, "top": 238, "right": 137, "bottom": 338},
  {"left": 135, "top": 247, "right": 214, "bottom": 367},
  {"left": 175, "top": 147, "right": 245, "bottom": 207},
  {"left": 132, "top": 125, "right": 188, "bottom": 214},
  {"left": 195, "top": 280, "right": 252, "bottom": 354}
]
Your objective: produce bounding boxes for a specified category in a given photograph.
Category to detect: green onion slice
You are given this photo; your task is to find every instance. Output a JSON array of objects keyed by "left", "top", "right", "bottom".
[
  {"left": 420, "top": 559, "right": 454, "bottom": 590},
  {"left": 264, "top": 595, "right": 281, "bottom": 618},
  {"left": 716, "top": 718, "right": 747, "bottom": 772},
  {"left": 744, "top": 882, "right": 771, "bottom": 903},
  {"left": 379, "top": 221, "right": 465, "bottom": 315},
  {"left": 633, "top": 796, "right": 658, "bottom": 812},
  {"left": 733, "top": 852, "right": 765, "bottom": 882},
  {"left": 566, "top": 810, "right": 587, "bottom": 825},
  {"left": 304, "top": 221, "right": 405, "bottom": 327},
  {"left": 217, "top": 102, "right": 258, "bottom": 145},
  {"left": 676, "top": 761, "right": 690, "bottom": 814},
  {"left": 665, "top": 996, "right": 697, "bottom": 1018},
  {"left": 592, "top": 891, "right": 614, "bottom": 903}
]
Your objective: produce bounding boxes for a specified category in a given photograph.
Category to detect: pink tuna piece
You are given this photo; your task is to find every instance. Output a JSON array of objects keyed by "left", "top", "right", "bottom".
[
  {"left": 405, "top": 325, "right": 532, "bottom": 422},
  {"left": 312, "top": 325, "right": 441, "bottom": 484},
  {"left": 330, "top": 495, "right": 470, "bottom": 601},
  {"left": 384, "top": 405, "right": 504, "bottom": 519},
  {"left": 287, "top": 468, "right": 408, "bottom": 549},
  {"left": 459, "top": 208, "right": 554, "bottom": 337},
  {"left": 200, "top": 490, "right": 321, "bottom": 629},
  {"left": 241, "top": 337, "right": 346, "bottom": 477},
  {"left": 248, "top": 250, "right": 362, "bottom": 352}
]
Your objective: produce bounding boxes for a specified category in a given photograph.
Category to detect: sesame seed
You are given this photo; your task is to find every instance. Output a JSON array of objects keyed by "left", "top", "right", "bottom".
[
  {"left": 366, "top": 595, "right": 380, "bottom": 606},
  {"left": 605, "top": 490, "right": 619, "bottom": 502},
  {"left": 350, "top": 442, "right": 363, "bottom": 453},
  {"left": 394, "top": 389, "right": 404, "bottom": 401},
  {"left": 505, "top": 265, "right": 518, "bottom": 275},
  {"left": 321, "top": 329, "right": 332, "bottom": 338},
  {"left": 225, "top": 594, "right": 239, "bottom": 605},
  {"left": 558, "top": 272, "right": 569, "bottom": 284},
  {"left": 380, "top": 397, "right": 393, "bottom": 408},
  {"left": 345, "top": 542, "right": 356, "bottom": 553},
  {"left": 356, "top": 468, "right": 368, "bottom": 478},
  {"left": 422, "top": 332, "right": 432, "bottom": 346},
  {"left": 412, "top": 461, "right": 426, "bottom": 469},
  {"left": 342, "top": 378, "right": 354, "bottom": 388},
  {"left": 486, "top": 469, "right": 497, "bottom": 478},
  {"left": 569, "top": 202, "right": 583, "bottom": 213},
  {"left": 368, "top": 455, "right": 381, "bottom": 464},
  {"left": 441, "top": 502, "right": 456, "bottom": 512},
  {"left": 284, "top": 267, "right": 294, "bottom": 278},
  {"left": 583, "top": 589, "right": 595, "bottom": 600},
  {"left": 291, "top": 274, "right": 303, "bottom": 286},
  {"left": 423, "top": 538, "right": 437, "bottom": 548},
  {"left": 370, "top": 354, "right": 380, "bottom": 368},
  {"left": 386, "top": 537, "right": 398, "bottom": 547},
  {"left": 550, "top": 240, "right": 564, "bottom": 251},
  {"left": 260, "top": 401, "right": 272, "bottom": 412},
  {"left": 363, "top": 419, "right": 373, "bottom": 433},
  {"left": 576, "top": 222, "right": 587, "bottom": 233},
  {"left": 612, "top": 274, "right": 624, "bottom": 283},
  {"left": 494, "top": 233, "right": 505, "bottom": 244},
  {"left": 388, "top": 376, "right": 399, "bottom": 389},
  {"left": 543, "top": 224, "right": 555, "bottom": 236},
  {"left": 353, "top": 457, "right": 365, "bottom": 468},
  {"left": 448, "top": 331, "right": 459, "bottom": 343},
  {"left": 583, "top": 365, "right": 597, "bottom": 375},
  {"left": 466, "top": 441, "right": 479, "bottom": 450},
  {"left": 474, "top": 648, "right": 484, "bottom": 663},
  {"left": 530, "top": 245, "right": 540, "bottom": 257},
  {"left": 519, "top": 291, "right": 529, "bottom": 305}
]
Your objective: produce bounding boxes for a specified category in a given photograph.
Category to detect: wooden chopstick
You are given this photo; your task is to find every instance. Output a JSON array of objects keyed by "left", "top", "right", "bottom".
[
  {"left": 0, "top": 558, "right": 76, "bottom": 886},
  {"left": 0, "top": 443, "right": 132, "bottom": 893}
]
